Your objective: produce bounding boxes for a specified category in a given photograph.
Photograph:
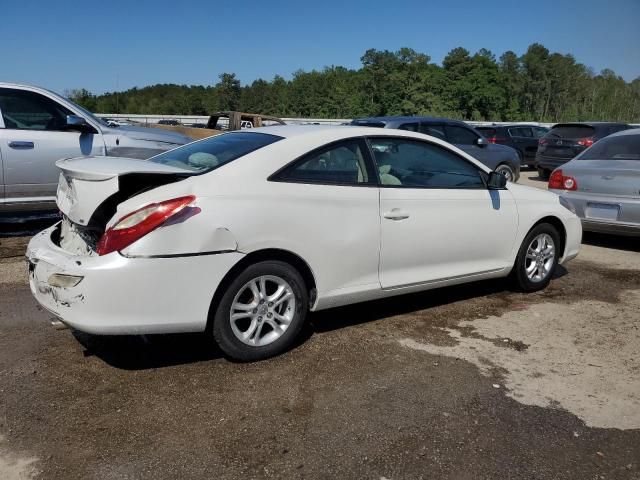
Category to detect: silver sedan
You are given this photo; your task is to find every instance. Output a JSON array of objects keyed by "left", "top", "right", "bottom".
[{"left": 549, "top": 128, "right": 640, "bottom": 236}]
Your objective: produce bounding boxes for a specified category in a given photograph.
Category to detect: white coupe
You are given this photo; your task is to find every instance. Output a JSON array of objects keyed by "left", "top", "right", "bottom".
[{"left": 27, "top": 126, "right": 581, "bottom": 361}]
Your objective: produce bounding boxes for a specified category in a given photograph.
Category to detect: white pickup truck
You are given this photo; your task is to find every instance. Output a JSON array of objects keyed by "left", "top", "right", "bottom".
[{"left": 0, "top": 83, "right": 192, "bottom": 213}]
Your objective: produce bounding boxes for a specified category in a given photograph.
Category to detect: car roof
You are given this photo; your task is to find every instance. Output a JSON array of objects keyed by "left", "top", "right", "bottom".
[
  {"left": 477, "top": 124, "right": 546, "bottom": 128},
  {"left": 607, "top": 127, "right": 640, "bottom": 138},
  {"left": 351, "top": 116, "right": 467, "bottom": 126},
  {"left": 551, "top": 122, "right": 629, "bottom": 128},
  {"left": 236, "top": 124, "right": 353, "bottom": 139}
]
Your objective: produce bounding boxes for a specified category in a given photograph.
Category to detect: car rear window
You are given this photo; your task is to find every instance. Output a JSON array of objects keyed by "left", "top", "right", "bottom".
[
  {"left": 477, "top": 127, "right": 497, "bottom": 137},
  {"left": 350, "top": 121, "right": 386, "bottom": 128},
  {"left": 148, "top": 132, "right": 283, "bottom": 173},
  {"left": 579, "top": 134, "right": 640, "bottom": 161},
  {"left": 548, "top": 125, "right": 595, "bottom": 139}
]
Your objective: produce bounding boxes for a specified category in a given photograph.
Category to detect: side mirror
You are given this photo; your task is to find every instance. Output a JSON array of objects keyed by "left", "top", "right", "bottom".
[
  {"left": 487, "top": 171, "right": 507, "bottom": 189},
  {"left": 66, "top": 114, "right": 93, "bottom": 133},
  {"left": 477, "top": 137, "right": 489, "bottom": 147}
]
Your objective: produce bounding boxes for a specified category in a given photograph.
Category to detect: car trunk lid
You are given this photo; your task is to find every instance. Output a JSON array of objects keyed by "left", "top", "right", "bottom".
[
  {"left": 563, "top": 160, "right": 640, "bottom": 197},
  {"left": 540, "top": 125, "right": 596, "bottom": 159},
  {"left": 55, "top": 156, "right": 192, "bottom": 254}
]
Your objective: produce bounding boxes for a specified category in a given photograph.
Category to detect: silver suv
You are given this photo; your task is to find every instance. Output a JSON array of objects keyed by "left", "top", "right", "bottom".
[{"left": 0, "top": 83, "right": 192, "bottom": 213}]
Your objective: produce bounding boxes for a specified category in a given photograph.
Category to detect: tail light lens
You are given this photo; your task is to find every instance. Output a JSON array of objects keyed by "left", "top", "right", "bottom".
[
  {"left": 577, "top": 137, "right": 595, "bottom": 147},
  {"left": 538, "top": 138, "right": 548, "bottom": 145},
  {"left": 548, "top": 169, "right": 578, "bottom": 191},
  {"left": 486, "top": 136, "right": 507, "bottom": 144},
  {"left": 96, "top": 195, "right": 197, "bottom": 255}
]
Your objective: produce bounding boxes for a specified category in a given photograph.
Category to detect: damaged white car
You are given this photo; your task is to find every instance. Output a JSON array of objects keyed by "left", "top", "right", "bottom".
[{"left": 27, "top": 126, "right": 582, "bottom": 361}]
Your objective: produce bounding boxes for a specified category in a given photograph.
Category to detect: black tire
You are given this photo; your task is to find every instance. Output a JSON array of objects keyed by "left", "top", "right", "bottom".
[
  {"left": 495, "top": 163, "right": 516, "bottom": 182},
  {"left": 537, "top": 167, "right": 550, "bottom": 180},
  {"left": 511, "top": 223, "right": 561, "bottom": 292},
  {"left": 212, "top": 260, "right": 308, "bottom": 362}
]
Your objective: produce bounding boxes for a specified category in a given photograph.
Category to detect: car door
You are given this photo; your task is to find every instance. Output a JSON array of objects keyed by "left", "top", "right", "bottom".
[
  {"left": 0, "top": 87, "right": 103, "bottom": 208},
  {"left": 370, "top": 136, "right": 518, "bottom": 289},
  {"left": 269, "top": 138, "right": 381, "bottom": 301},
  {"left": 509, "top": 127, "right": 537, "bottom": 160}
]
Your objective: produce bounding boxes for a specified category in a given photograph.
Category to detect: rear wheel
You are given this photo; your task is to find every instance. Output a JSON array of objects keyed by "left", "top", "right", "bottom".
[
  {"left": 537, "top": 167, "right": 550, "bottom": 180},
  {"left": 511, "top": 223, "right": 560, "bottom": 292},
  {"left": 495, "top": 164, "right": 515, "bottom": 182},
  {"left": 212, "top": 261, "right": 308, "bottom": 361}
]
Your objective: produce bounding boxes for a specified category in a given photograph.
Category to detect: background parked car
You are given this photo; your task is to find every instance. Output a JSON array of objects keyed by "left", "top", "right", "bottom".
[
  {"left": 548, "top": 128, "right": 640, "bottom": 236},
  {"left": 476, "top": 124, "right": 549, "bottom": 168},
  {"left": 535, "top": 122, "right": 631, "bottom": 179},
  {"left": 0, "top": 83, "right": 192, "bottom": 213},
  {"left": 157, "top": 119, "right": 181, "bottom": 126},
  {"left": 350, "top": 116, "right": 521, "bottom": 182}
]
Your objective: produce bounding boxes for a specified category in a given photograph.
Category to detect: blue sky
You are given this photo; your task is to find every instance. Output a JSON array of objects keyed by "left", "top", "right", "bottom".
[{"left": 3, "top": 0, "right": 639, "bottom": 95}]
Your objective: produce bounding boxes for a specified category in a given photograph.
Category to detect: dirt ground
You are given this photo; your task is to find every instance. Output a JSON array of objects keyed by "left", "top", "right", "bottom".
[{"left": 1, "top": 171, "right": 639, "bottom": 479}]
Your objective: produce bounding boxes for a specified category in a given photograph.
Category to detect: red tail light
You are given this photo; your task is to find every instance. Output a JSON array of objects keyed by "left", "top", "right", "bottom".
[
  {"left": 548, "top": 169, "right": 578, "bottom": 191},
  {"left": 538, "top": 138, "right": 548, "bottom": 145},
  {"left": 486, "top": 136, "right": 507, "bottom": 144},
  {"left": 577, "top": 137, "right": 594, "bottom": 147},
  {"left": 96, "top": 195, "right": 197, "bottom": 255}
]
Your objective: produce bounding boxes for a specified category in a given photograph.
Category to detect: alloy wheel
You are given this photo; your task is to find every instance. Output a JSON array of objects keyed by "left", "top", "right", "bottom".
[{"left": 229, "top": 275, "right": 296, "bottom": 347}]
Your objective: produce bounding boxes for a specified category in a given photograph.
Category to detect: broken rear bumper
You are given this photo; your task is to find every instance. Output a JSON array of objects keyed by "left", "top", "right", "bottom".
[{"left": 27, "top": 223, "right": 244, "bottom": 335}]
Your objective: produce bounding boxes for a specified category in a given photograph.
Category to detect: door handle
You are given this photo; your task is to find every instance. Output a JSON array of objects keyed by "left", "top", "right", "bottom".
[
  {"left": 8, "top": 141, "right": 34, "bottom": 149},
  {"left": 383, "top": 209, "right": 410, "bottom": 220}
]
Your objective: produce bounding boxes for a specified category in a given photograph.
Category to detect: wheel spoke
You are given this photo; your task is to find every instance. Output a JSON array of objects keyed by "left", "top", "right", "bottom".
[
  {"left": 268, "top": 284, "right": 286, "bottom": 303},
  {"left": 233, "top": 301, "right": 256, "bottom": 312},
  {"left": 265, "top": 317, "right": 283, "bottom": 332},
  {"left": 259, "top": 277, "right": 268, "bottom": 300},
  {"left": 273, "top": 291, "right": 293, "bottom": 308},
  {"left": 251, "top": 322, "right": 264, "bottom": 343},
  {"left": 231, "top": 312, "right": 252, "bottom": 322},
  {"left": 249, "top": 281, "right": 261, "bottom": 303},
  {"left": 242, "top": 318, "right": 259, "bottom": 340},
  {"left": 274, "top": 312, "right": 292, "bottom": 325}
]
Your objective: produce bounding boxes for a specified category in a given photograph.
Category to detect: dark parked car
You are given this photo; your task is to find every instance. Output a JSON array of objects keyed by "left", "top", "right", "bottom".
[
  {"left": 351, "top": 116, "right": 521, "bottom": 181},
  {"left": 535, "top": 122, "right": 631, "bottom": 179},
  {"left": 157, "top": 119, "right": 181, "bottom": 126},
  {"left": 476, "top": 124, "right": 549, "bottom": 168}
]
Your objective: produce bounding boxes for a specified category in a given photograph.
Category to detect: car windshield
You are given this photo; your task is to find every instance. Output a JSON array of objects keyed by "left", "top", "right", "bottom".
[
  {"left": 477, "top": 128, "right": 497, "bottom": 136},
  {"left": 148, "top": 132, "right": 283, "bottom": 172},
  {"left": 579, "top": 134, "right": 640, "bottom": 161},
  {"left": 350, "top": 121, "right": 386, "bottom": 128}
]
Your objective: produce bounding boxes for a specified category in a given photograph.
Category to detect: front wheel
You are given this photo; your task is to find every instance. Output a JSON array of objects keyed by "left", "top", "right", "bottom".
[
  {"left": 495, "top": 164, "right": 516, "bottom": 182},
  {"left": 212, "top": 261, "right": 308, "bottom": 361},
  {"left": 511, "top": 223, "right": 560, "bottom": 292}
]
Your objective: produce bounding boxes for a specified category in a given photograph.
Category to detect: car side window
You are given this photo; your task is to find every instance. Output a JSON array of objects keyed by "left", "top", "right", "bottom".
[
  {"left": 368, "top": 137, "right": 485, "bottom": 189},
  {"left": 444, "top": 125, "right": 479, "bottom": 145},
  {"left": 0, "top": 88, "right": 72, "bottom": 131},
  {"left": 418, "top": 123, "right": 446, "bottom": 140},
  {"left": 510, "top": 127, "right": 533, "bottom": 138},
  {"left": 533, "top": 127, "right": 548, "bottom": 138},
  {"left": 274, "top": 139, "right": 372, "bottom": 186}
]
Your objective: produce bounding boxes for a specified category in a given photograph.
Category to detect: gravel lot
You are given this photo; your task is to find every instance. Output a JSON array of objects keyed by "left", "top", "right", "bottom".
[{"left": 1, "top": 171, "right": 639, "bottom": 479}]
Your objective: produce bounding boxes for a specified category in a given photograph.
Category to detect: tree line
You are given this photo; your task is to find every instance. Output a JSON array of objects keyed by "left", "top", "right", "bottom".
[{"left": 68, "top": 43, "right": 640, "bottom": 123}]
